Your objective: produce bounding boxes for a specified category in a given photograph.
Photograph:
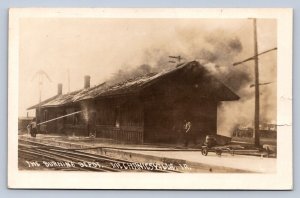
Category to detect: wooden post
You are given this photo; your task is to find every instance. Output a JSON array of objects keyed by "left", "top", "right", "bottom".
[
  {"left": 38, "top": 80, "right": 42, "bottom": 127},
  {"left": 253, "top": 18, "right": 260, "bottom": 147},
  {"left": 67, "top": 69, "right": 70, "bottom": 93},
  {"left": 232, "top": 19, "right": 277, "bottom": 147}
]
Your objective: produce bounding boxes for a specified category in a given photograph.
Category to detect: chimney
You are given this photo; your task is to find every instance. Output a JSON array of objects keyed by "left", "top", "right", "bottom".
[
  {"left": 57, "top": 83, "right": 63, "bottom": 95},
  {"left": 84, "top": 75, "right": 90, "bottom": 89}
]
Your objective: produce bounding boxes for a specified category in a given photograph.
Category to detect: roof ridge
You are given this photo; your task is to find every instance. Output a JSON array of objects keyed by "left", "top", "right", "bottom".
[
  {"left": 27, "top": 60, "right": 239, "bottom": 109},
  {"left": 27, "top": 61, "right": 192, "bottom": 108}
]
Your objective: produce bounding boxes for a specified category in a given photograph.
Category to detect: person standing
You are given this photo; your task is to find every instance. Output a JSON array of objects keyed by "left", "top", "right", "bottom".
[
  {"left": 27, "top": 118, "right": 37, "bottom": 137},
  {"left": 183, "top": 120, "right": 192, "bottom": 147}
]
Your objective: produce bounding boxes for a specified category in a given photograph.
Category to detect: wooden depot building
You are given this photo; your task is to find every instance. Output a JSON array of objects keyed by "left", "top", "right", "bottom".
[{"left": 27, "top": 61, "right": 239, "bottom": 144}]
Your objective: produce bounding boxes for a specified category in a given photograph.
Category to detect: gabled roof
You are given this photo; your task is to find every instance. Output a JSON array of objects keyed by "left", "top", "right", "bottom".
[
  {"left": 27, "top": 94, "right": 60, "bottom": 110},
  {"left": 27, "top": 61, "right": 239, "bottom": 110},
  {"left": 27, "top": 90, "right": 84, "bottom": 110},
  {"left": 37, "top": 89, "right": 82, "bottom": 108},
  {"left": 71, "top": 63, "right": 187, "bottom": 101}
]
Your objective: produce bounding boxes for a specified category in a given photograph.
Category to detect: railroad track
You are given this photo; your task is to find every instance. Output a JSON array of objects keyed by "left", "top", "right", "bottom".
[
  {"left": 19, "top": 145, "right": 117, "bottom": 172},
  {"left": 18, "top": 148, "right": 87, "bottom": 171},
  {"left": 18, "top": 139, "right": 181, "bottom": 173}
]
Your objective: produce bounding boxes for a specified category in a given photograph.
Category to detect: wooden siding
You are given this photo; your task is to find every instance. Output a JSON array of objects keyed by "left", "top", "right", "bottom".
[
  {"left": 142, "top": 69, "right": 218, "bottom": 144},
  {"left": 64, "top": 124, "right": 87, "bottom": 136},
  {"left": 33, "top": 62, "right": 239, "bottom": 145},
  {"left": 94, "top": 97, "right": 144, "bottom": 143},
  {"left": 96, "top": 125, "right": 143, "bottom": 143}
]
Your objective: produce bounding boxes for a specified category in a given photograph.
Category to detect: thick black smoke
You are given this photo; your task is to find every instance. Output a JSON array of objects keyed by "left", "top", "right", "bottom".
[
  {"left": 196, "top": 32, "right": 251, "bottom": 91},
  {"left": 107, "top": 28, "right": 276, "bottom": 136}
]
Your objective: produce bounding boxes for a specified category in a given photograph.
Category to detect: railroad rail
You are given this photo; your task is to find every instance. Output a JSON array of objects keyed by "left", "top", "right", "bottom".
[{"left": 18, "top": 139, "right": 182, "bottom": 173}]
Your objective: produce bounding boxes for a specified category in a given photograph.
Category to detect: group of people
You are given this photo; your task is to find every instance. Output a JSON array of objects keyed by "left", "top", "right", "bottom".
[{"left": 27, "top": 118, "right": 38, "bottom": 137}]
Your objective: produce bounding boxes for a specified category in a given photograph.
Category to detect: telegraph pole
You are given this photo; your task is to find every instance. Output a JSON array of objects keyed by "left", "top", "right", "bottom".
[
  {"left": 253, "top": 18, "right": 260, "bottom": 147},
  {"left": 169, "top": 55, "right": 183, "bottom": 64},
  {"left": 67, "top": 69, "right": 70, "bottom": 93},
  {"left": 233, "top": 19, "right": 277, "bottom": 147},
  {"left": 38, "top": 75, "right": 42, "bottom": 124}
]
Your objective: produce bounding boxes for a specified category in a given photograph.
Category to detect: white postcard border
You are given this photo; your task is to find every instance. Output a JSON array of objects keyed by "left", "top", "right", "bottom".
[{"left": 8, "top": 8, "right": 293, "bottom": 189}]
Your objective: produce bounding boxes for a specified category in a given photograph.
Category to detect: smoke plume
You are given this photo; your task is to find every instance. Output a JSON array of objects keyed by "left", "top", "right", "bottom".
[{"left": 107, "top": 28, "right": 276, "bottom": 137}]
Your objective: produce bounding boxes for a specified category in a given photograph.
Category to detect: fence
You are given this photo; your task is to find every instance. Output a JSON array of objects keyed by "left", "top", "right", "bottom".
[{"left": 96, "top": 125, "right": 143, "bottom": 144}]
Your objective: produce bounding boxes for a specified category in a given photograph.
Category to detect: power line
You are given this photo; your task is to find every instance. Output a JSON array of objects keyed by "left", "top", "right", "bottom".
[{"left": 233, "top": 47, "right": 277, "bottom": 66}]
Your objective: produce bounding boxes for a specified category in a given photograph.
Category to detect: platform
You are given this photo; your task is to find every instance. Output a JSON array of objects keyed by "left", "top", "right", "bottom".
[{"left": 18, "top": 134, "right": 276, "bottom": 173}]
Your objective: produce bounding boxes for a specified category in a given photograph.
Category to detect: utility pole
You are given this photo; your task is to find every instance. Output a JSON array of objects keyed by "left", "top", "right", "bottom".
[
  {"left": 233, "top": 19, "right": 277, "bottom": 147},
  {"left": 253, "top": 18, "right": 260, "bottom": 147},
  {"left": 169, "top": 55, "right": 183, "bottom": 64},
  {"left": 67, "top": 69, "right": 70, "bottom": 93}
]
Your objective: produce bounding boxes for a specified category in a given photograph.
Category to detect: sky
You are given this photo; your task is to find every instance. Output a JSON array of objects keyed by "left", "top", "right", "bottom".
[{"left": 18, "top": 18, "right": 277, "bottom": 135}]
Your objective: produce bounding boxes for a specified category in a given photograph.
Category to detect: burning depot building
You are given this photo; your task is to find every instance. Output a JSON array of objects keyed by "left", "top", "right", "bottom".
[{"left": 27, "top": 61, "right": 239, "bottom": 144}]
